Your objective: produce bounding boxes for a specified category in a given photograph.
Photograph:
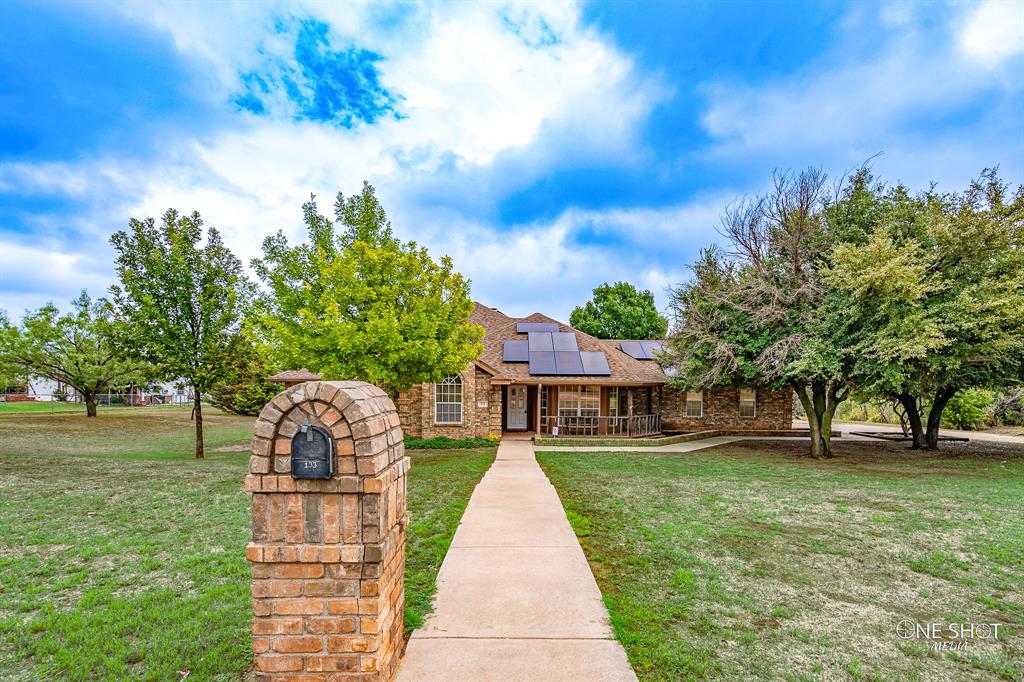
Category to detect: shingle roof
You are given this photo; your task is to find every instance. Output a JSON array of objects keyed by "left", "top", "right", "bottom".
[{"left": 470, "top": 303, "right": 668, "bottom": 385}]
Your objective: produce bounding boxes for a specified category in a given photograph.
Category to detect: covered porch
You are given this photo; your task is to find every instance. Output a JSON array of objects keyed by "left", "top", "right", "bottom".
[{"left": 501, "top": 383, "right": 662, "bottom": 438}]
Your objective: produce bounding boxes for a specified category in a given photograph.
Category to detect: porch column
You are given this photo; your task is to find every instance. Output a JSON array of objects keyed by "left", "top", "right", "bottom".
[
  {"left": 622, "top": 387, "right": 630, "bottom": 436},
  {"left": 535, "top": 384, "right": 542, "bottom": 434},
  {"left": 599, "top": 388, "right": 610, "bottom": 435}
]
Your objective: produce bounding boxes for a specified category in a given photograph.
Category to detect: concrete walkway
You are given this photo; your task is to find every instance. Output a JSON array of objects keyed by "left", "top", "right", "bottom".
[
  {"left": 812, "top": 420, "right": 1024, "bottom": 445},
  {"left": 396, "top": 439, "right": 637, "bottom": 682}
]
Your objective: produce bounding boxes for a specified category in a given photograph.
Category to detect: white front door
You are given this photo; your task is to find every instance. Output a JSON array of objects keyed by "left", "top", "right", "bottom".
[{"left": 507, "top": 386, "right": 527, "bottom": 430}]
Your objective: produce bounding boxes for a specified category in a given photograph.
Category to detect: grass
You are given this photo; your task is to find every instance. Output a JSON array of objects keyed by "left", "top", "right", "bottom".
[
  {"left": 0, "top": 409, "right": 493, "bottom": 680},
  {"left": 537, "top": 439, "right": 1024, "bottom": 682},
  {"left": 0, "top": 402, "right": 178, "bottom": 415},
  {"left": 402, "top": 449, "right": 494, "bottom": 630},
  {"left": 0, "top": 401, "right": 84, "bottom": 414}
]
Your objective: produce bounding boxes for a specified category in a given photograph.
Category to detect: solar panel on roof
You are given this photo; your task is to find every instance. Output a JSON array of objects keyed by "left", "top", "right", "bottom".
[
  {"left": 619, "top": 340, "right": 646, "bottom": 359},
  {"left": 619, "top": 340, "right": 665, "bottom": 360},
  {"left": 640, "top": 340, "right": 663, "bottom": 357},
  {"left": 581, "top": 352, "right": 611, "bottom": 375},
  {"left": 528, "top": 351, "right": 557, "bottom": 374},
  {"left": 554, "top": 351, "right": 585, "bottom": 374},
  {"left": 502, "top": 340, "right": 529, "bottom": 362},
  {"left": 528, "top": 332, "right": 553, "bottom": 352},
  {"left": 517, "top": 322, "right": 560, "bottom": 333},
  {"left": 551, "top": 332, "right": 578, "bottom": 351}
]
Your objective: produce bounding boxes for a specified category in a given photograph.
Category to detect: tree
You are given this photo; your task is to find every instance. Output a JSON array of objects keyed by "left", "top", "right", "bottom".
[
  {"left": 825, "top": 169, "right": 1024, "bottom": 449},
  {"left": 664, "top": 168, "right": 853, "bottom": 458},
  {"left": 0, "top": 292, "right": 147, "bottom": 416},
  {"left": 252, "top": 183, "right": 483, "bottom": 394},
  {"left": 110, "top": 209, "right": 247, "bottom": 458},
  {"left": 208, "top": 333, "right": 282, "bottom": 416},
  {"left": 569, "top": 281, "right": 668, "bottom": 339}
]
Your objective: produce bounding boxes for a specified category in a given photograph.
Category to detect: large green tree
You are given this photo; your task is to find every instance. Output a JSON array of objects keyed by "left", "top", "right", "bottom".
[
  {"left": 664, "top": 168, "right": 852, "bottom": 458},
  {"left": 825, "top": 169, "right": 1024, "bottom": 449},
  {"left": 0, "top": 292, "right": 148, "bottom": 416},
  {"left": 110, "top": 209, "right": 248, "bottom": 458},
  {"left": 251, "top": 183, "right": 483, "bottom": 394},
  {"left": 570, "top": 281, "right": 668, "bottom": 339}
]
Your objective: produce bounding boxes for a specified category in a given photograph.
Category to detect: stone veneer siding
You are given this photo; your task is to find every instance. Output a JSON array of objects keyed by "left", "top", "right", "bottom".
[
  {"left": 397, "top": 366, "right": 501, "bottom": 439},
  {"left": 660, "top": 385, "right": 793, "bottom": 431}
]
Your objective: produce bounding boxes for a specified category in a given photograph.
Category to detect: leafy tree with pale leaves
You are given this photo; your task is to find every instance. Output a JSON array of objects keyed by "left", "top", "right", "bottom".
[
  {"left": 570, "top": 281, "right": 669, "bottom": 340},
  {"left": 824, "top": 168, "right": 1024, "bottom": 449},
  {"left": 110, "top": 210, "right": 248, "bottom": 458},
  {"left": 251, "top": 182, "right": 483, "bottom": 395},
  {"left": 0, "top": 292, "right": 148, "bottom": 416}
]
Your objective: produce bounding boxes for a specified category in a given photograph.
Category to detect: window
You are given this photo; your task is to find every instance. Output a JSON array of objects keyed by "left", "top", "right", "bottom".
[
  {"left": 608, "top": 387, "right": 618, "bottom": 418},
  {"left": 434, "top": 375, "right": 463, "bottom": 424},
  {"left": 558, "top": 386, "right": 600, "bottom": 419},
  {"left": 686, "top": 390, "right": 703, "bottom": 417},
  {"left": 739, "top": 388, "right": 757, "bottom": 418}
]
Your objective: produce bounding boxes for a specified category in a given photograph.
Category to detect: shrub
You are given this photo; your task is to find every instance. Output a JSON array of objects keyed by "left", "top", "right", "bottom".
[
  {"left": 404, "top": 435, "right": 498, "bottom": 449},
  {"left": 991, "top": 389, "right": 1024, "bottom": 426},
  {"left": 942, "top": 389, "right": 994, "bottom": 430},
  {"left": 207, "top": 335, "right": 281, "bottom": 416}
]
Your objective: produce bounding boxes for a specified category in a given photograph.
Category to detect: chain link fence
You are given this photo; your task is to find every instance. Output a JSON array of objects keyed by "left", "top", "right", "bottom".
[{"left": 0, "top": 392, "right": 194, "bottom": 414}]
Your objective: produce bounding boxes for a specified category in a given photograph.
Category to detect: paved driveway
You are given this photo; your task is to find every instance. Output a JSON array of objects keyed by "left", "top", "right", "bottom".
[{"left": 804, "top": 420, "right": 1024, "bottom": 445}]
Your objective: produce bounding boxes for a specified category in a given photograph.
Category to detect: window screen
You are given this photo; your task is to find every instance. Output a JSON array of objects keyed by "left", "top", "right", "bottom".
[
  {"left": 686, "top": 390, "right": 703, "bottom": 417},
  {"left": 739, "top": 388, "right": 756, "bottom": 418}
]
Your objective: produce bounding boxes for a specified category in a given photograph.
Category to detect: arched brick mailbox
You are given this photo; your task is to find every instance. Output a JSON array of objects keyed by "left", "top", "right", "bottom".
[{"left": 245, "top": 381, "right": 409, "bottom": 680}]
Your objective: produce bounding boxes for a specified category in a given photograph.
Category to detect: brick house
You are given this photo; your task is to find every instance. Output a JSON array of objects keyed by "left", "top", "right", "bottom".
[{"left": 397, "top": 303, "right": 792, "bottom": 438}]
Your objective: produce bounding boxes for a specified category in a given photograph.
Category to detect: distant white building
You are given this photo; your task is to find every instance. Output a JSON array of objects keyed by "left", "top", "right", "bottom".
[{"left": 13, "top": 377, "right": 193, "bottom": 404}]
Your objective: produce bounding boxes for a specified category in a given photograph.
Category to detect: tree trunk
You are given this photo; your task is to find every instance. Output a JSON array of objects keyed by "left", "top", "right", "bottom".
[
  {"left": 795, "top": 380, "right": 846, "bottom": 458},
  {"left": 894, "top": 392, "right": 925, "bottom": 449},
  {"left": 794, "top": 382, "right": 822, "bottom": 457},
  {"left": 925, "top": 386, "right": 957, "bottom": 450},
  {"left": 193, "top": 388, "right": 205, "bottom": 459},
  {"left": 85, "top": 394, "right": 98, "bottom": 418},
  {"left": 820, "top": 397, "right": 840, "bottom": 459}
]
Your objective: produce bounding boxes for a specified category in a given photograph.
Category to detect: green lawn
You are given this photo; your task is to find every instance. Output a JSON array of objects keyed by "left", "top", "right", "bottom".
[
  {"left": 538, "top": 440, "right": 1024, "bottom": 682},
  {"left": 0, "top": 401, "right": 193, "bottom": 416},
  {"left": 0, "top": 409, "right": 493, "bottom": 680}
]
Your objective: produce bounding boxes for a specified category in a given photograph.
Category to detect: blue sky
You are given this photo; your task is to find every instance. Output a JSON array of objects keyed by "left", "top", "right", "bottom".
[{"left": 2, "top": 0, "right": 1022, "bottom": 322}]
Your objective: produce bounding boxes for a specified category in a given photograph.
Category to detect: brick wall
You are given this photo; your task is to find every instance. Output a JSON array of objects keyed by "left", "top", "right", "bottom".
[
  {"left": 661, "top": 385, "right": 793, "bottom": 431},
  {"left": 245, "top": 381, "right": 409, "bottom": 681},
  {"left": 397, "top": 366, "right": 499, "bottom": 439}
]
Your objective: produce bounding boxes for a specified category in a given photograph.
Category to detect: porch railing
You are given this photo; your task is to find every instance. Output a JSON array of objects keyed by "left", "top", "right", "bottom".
[{"left": 539, "top": 414, "right": 661, "bottom": 438}]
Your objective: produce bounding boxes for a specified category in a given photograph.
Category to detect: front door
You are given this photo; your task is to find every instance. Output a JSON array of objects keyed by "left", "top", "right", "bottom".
[{"left": 507, "top": 385, "right": 527, "bottom": 430}]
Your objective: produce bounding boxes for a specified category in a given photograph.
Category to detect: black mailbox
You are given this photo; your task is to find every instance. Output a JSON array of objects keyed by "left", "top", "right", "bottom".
[{"left": 290, "top": 421, "right": 334, "bottom": 480}]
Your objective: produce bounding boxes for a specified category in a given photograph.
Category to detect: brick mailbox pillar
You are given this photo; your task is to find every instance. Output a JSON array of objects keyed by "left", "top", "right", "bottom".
[{"left": 245, "top": 381, "right": 409, "bottom": 681}]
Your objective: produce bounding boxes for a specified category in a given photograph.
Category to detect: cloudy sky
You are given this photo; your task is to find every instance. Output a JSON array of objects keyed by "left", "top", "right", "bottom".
[{"left": 2, "top": 0, "right": 1022, "bottom": 322}]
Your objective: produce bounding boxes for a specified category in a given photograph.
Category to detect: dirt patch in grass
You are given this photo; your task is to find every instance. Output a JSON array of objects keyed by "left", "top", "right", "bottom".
[{"left": 538, "top": 438, "right": 1024, "bottom": 681}]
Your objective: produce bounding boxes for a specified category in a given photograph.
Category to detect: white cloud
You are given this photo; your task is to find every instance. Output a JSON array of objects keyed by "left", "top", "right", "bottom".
[
  {"left": 2, "top": 1, "right": 675, "bottom": 318},
  {"left": 5, "top": 0, "right": 1021, "bottom": 325},
  {"left": 0, "top": 241, "right": 115, "bottom": 315},
  {"left": 404, "top": 201, "right": 711, "bottom": 322},
  {"left": 698, "top": 2, "right": 1024, "bottom": 188},
  {"left": 957, "top": 0, "right": 1024, "bottom": 66}
]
